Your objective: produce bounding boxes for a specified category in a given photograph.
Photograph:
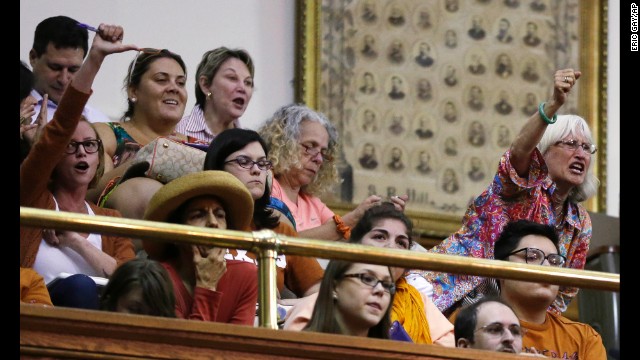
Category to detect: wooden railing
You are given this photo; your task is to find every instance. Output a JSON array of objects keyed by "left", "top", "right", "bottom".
[
  {"left": 20, "top": 206, "right": 620, "bottom": 359},
  {"left": 22, "top": 303, "right": 538, "bottom": 360}
]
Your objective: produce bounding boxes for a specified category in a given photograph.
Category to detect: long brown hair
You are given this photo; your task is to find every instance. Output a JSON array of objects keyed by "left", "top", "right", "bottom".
[{"left": 304, "top": 260, "right": 393, "bottom": 339}]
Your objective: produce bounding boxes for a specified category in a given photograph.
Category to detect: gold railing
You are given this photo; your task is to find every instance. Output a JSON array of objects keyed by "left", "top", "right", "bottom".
[{"left": 20, "top": 206, "right": 620, "bottom": 330}]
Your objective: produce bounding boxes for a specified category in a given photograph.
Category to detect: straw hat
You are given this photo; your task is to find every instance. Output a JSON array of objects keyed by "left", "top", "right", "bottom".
[{"left": 142, "top": 171, "right": 254, "bottom": 260}]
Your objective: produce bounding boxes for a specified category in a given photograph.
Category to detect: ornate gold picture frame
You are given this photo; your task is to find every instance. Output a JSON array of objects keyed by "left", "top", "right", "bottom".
[{"left": 295, "top": 0, "right": 607, "bottom": 239}]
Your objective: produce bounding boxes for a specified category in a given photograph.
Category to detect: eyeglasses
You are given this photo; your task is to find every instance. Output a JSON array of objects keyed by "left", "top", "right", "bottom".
[
  {"left": 342, "top": 273, "right": 396, "bottom": 294},
  {"left": 506, "top": 247, "right": 566, "bottom": 267},
  {"left": 474, "top": 322, "right": 525, "bottom": 338},
  {"left": 300, "top": 143, "right": 333, "bottom": 161},
  {"left": 224, "top": 155, "right": 273, "bottom": 171},
  {"left": 128, "top": 48, "right": 165, "bottom": 86},
  {"left": 65, "top": 139, "right": 102, "bottom": 154},
  {"left": 554, "top": 139, "right": 597, "bottom": 154}
]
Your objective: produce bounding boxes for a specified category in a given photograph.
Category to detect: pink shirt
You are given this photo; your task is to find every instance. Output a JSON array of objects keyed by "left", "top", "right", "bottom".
[{"left": 270, "top": 177, "right": 334, "bottom": 231}]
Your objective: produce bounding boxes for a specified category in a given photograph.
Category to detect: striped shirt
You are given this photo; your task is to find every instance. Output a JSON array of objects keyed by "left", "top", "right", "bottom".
[{"left": 175, "top": 105, "right": 241, "bottom": 144}]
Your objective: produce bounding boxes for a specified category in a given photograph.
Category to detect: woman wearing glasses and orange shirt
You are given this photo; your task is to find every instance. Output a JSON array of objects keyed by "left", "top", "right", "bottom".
[
  {"left": 20, "top": 23, "right": 136, "bottom": 309},
  {"left": 257, "top": 104, "right": 408, "bottom": 267},
  {"left": 409, "top": 68, "right": 600, "bottom": 319}
]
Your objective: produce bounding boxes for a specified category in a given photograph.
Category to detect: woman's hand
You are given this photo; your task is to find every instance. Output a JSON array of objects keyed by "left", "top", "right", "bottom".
[
  {"left": 193, "top": 246, "right": 227, "bottom": 291},
  {"left": 20, "top": 95, "right": 37, "bottom": 125},
  {"left": 547, "top": 68, "right": 581, "bottom": 110},
  {"left": 389, "top": 194, "right": 409, "bottom": 212},
  {"left": 42, "top": 229, "right": 86, "bottom": 247},
  {"left": 343, "top": 194, "right": 409, "bottom": 227}
]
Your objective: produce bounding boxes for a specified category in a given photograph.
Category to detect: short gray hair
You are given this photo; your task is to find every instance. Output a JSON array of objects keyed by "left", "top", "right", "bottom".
[{"left": 537, "top": 114, "right": 599, "bottom": 202}]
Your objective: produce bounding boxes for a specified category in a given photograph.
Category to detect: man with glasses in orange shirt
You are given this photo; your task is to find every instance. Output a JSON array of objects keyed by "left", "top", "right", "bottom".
[{"left": 493, "top": 220, "right": 606, "bottom": 358}]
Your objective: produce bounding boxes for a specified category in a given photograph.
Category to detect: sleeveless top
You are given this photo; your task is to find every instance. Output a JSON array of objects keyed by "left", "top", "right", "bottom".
[
  {"left": 98, "top": 123, "right": 207, "bottom": 206},
  {"left": 33, "top": 197, "right": 103, "bottom": 284},
  {"left": 106, "top": 122, "right": 206, "bottom": 168},
  {"left": 106, "top": 122, "right": 142, "bottom": 169}
]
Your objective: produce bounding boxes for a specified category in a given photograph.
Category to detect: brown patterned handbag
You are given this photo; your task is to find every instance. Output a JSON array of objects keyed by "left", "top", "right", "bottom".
[{"left": 132, "top": 137, "right": 205, "bottom": 183}]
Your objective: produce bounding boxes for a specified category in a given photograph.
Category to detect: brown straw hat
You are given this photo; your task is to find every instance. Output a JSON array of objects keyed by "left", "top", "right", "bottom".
[{"left": 142, "top": 171, "right": 254, "bottom": 260}]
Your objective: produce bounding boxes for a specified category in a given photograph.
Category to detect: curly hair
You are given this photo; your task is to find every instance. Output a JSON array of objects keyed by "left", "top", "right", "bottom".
[
  {"left": 257, "top": 103, "right": 340, "bottom": 195},
  {"left": 537, "top": 114, "right": 599, "bottom": 203}
]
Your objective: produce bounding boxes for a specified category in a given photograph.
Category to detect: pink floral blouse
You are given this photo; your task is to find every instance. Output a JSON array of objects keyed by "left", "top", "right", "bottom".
[{"left": 410, "top": 149, "right": 591, "bottom": 315}]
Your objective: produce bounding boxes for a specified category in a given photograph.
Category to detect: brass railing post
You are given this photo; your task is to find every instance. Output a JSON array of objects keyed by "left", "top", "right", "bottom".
[{"left": 252, "top": 229, "right": 280, "bottom": 329}]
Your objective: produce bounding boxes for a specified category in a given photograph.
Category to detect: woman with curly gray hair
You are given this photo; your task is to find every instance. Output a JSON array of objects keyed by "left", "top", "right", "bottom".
[
  {"left": 258, "top": 104, "right": 407, "bottom": 263},
  {"left": 409, "top": 68, "right": 600, "bottom": 318}
]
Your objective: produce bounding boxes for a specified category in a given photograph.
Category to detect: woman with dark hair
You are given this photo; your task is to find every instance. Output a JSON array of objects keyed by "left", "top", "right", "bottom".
[
  {"left": 101, "top": 258, "right": 175, "bottom": 317},
  {"left": 284, "top": 203, "right": 455, "bottom": 346},
  {"left": 204, "top": 128, "right": 323, "bottom": 299},
  {"left": 303, "top": 259, "right": 394, "bottom": 339},
  {"left": 87, "top": 45, "right": 208, "bottom": 252}
]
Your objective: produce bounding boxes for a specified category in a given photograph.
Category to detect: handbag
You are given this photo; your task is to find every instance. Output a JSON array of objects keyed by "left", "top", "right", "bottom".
[{"left": 131, "top": 137, "right": 206, "bottom": 183}]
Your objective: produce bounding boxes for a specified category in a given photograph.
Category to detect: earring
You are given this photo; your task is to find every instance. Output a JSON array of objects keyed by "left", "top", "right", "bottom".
[
  {"left": 332, "top": 292, "right": 338, "bottom": 300},
  {"left": 206, "top": 92, "right": 212, "bottom": 99},
  {"left": 130, "top": 97, "right": 137, "bottom": 103}
]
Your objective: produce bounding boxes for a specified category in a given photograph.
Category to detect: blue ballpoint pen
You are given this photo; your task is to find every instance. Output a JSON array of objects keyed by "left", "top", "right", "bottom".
[{"left": 77, "top": 22, "right": 99, "bottom": 33}]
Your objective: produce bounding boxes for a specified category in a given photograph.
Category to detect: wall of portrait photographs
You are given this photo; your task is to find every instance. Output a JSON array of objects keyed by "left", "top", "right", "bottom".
[{"left": 306, "top": 0, "right": 595, "bottom": 218}]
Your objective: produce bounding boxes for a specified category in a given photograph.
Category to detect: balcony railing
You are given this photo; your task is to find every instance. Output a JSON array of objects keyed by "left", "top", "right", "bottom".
[{"left": 20, "top": 206, "right": 620, "bottom": 330}]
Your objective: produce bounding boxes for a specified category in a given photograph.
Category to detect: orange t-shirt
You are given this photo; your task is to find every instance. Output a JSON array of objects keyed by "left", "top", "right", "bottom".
[
  {"left": 521, "top": 311, "right": 607, "bottom": 359},
  {"left": 20, "top": 267, "right": 53, "bottom": 306}
]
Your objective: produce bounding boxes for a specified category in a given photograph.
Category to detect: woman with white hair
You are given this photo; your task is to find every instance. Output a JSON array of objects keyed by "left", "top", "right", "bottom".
[{"left": 409, "top": 68, "right": 599, "bottom": 318}]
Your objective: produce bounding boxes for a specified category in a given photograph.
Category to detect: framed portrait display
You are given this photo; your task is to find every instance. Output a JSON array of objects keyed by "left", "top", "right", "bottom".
[{"left": 295, "top": 0, "right": 607, "bottom": 238}]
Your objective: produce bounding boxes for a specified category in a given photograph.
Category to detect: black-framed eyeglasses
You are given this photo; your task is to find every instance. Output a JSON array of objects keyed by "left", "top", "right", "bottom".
[
  {"left": 342, "top": 273, "right": 396, "bottom": 294},
  {"left": 128, "top": 48, "right": 167, "bottom": 86},
  {"left": 474, "top": 322, "right": 526, "bottom": 338},
  {"left": 554, "top": 139, "right": 597, "bottom": 154},
  {"left": 300, "top": 143, "right": 333, "bottom": 161},
  {"left": 224, "top": 155, "right": 273, "bottom": 171},
  {"left": 506, "top": 247, "right": 566, "bottom": 267},
  {"left": 65, "top": 139, "right": 102, "bottom": 154}
]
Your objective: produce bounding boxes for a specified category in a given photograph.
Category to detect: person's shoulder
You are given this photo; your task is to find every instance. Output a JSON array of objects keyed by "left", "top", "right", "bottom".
[
  {"left": 549, "top": 312, "right": 600, "bottom": 333},
  {"left": 273, "top": 221, "right": 298, "bottom": 237}
]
